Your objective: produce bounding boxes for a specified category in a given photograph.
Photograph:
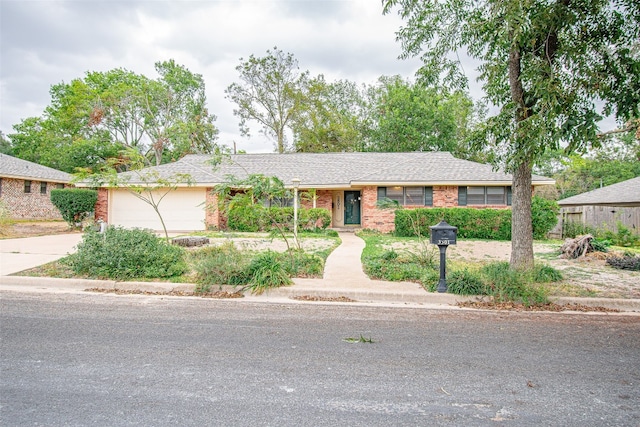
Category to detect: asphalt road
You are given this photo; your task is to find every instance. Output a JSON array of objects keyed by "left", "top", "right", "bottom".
[{"left": 1, "top": 291, "right": 639, "bottom": 426}]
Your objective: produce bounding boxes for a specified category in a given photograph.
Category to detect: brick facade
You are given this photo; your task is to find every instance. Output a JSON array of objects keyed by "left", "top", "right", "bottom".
[
  {"left": 94, "top": 188, "right": 109, "bottom": 223},
  {"left": 204, "top": 189, "right": 223, "bottom": 230},
  {"left": 361, "top": 186, "right": 395, "bottom": 233},
  {"left": 0, "top": 177, "right": 67, "bottom": 220}
]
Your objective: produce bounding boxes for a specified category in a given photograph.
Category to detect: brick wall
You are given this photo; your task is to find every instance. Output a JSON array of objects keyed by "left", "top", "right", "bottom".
[
  {"left": 204, "top": 189, "right": 224, "bottom": 230},
  {"left": 433, "top": 186, "right": 458, "bottom": 207},
  {"left": 94, "top": 188, "right": 109, "bottom": 223},
  {"left": 0, "top": 177, "right": 66, "bottom": 220},
  {"left": 361, "top": 186, "right": 395, "bottom": 233}
]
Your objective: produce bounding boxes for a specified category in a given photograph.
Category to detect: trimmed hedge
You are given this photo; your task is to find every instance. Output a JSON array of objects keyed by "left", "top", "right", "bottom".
[
  {"left": 395, "top": 200, "right": 559, "bottom": 241},
  {"left": 50, "top": 188, "right": 98, "bottom": 226},
  {"left": 227, "top": 206, "right": 331, "bottom": 232},
  {"left": 395, "top": 208, "right": 512, "bottom": 240}
]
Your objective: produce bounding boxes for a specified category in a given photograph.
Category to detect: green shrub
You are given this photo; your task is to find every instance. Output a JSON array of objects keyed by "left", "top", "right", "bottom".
[
  {"left": 446, "top": 269, "right": 487, "bottom": 295},
  {"left": 247, "top": 250, "right": 292, "bottom": 294},
  {"left": 67, "top": 226, "right": 186, "bottom": 280},
  {"left": 531, "top": 196, "right": 559, "bottom": 239},
  {"left": 533, "top": 264, "right": 564, "bottom": 282},
  {"left": 601, "top": 223, "right": 640, "bottom": 247},
  {"left": 283, "top": 250, "right": 324, "bottom": 277},
  {"left": 227, "top": 205, "right": 331, "bottom": 233},
  {"left": 480, "top": 262, "right": 549, "bottom": 306},
  {"left": 590, "top": 238, "right": 611, "bottom": 253},
  {"left": 227, "top": 206, "right": 263, "bottom": 232},
  {"left": 191, "top": 242, "right": 250, "bottom": 292},
  {"left": 50, "top": 188, "right": 98, "bottom": 227},
  {"left": 422, "top": 269, "right": 441, "bottom": 292},
  {"left": 395, "top": 208, "right": 512, "bottom": 240},
  {"left": 563, "top": 221, "right": 596, "bottom": 238},
  {"left": 299, "top": 208, "right": 331, "bottom": 230}
]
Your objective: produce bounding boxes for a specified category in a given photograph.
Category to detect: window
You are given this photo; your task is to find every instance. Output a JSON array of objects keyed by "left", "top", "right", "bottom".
[
  {"left": 377, "top": 186, "right": 433, "bottom": 206},
  {"left": 385, "top": 187, "right": 404, "bottom": 204},
  {"left": 458, "top": 186, "right": 511, "bottom": 206},
  {"left": 405, "top": 187, "right": 424, "bottom": 205},
  {"left": 56, "top": 183, "right": 65, "bottom": 189},
  {"left": 467, "top": 187, "right": 486, "bottom": 205},
  {"left": 40, "top": 182, "right": 48, "bottom": 194},
  {"left": 24, "top": 180, "right": 32, "bottom": 193}
]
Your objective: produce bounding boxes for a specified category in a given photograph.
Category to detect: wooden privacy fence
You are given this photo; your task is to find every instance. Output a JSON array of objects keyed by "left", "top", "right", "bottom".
[{"left": 557, "top": 205, "right": 640, "bottom": 237}]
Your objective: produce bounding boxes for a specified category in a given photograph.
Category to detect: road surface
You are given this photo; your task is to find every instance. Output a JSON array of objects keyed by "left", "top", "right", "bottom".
[{"left": 1, "top": 291, "right": 639, "bottom": 426}]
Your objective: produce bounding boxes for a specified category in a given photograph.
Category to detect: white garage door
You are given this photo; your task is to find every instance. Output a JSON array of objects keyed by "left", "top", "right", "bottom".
[{"left": 109, "top": 188, "right": 207, "bottom": 231}]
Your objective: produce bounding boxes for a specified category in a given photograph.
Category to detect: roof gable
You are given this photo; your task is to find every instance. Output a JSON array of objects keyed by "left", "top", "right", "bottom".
[
  {"left": 558, "top": 177, "right": 640, "bottom": 206},
  {"left": 0, "top": 154, "right": 73, "bottom": 183}
]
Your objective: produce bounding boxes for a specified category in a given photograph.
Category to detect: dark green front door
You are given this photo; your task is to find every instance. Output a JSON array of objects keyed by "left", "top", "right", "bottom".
[{"left": 344, "top": 191, "right": 361, "bottom": 225}]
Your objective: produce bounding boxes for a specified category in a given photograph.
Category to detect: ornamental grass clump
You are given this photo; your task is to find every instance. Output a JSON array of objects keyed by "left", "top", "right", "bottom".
[
  {"left": 67, "top": 226, "right": 186, "bottom": 280},
  {"left": 191, "top": 242, "right": 250, "bottom": 292},
  {"left": 246, "top": 250, "right": 292, "bottom": 294}
]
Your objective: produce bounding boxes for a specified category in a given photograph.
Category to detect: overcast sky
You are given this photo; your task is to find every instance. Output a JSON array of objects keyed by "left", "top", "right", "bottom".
[{"left": 0, "top": 0, "right": 444, "bottom": 153}]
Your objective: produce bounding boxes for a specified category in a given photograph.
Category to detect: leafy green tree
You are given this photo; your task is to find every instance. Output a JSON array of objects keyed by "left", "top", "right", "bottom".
[
  {"left": 362, "top": 76, "right": 476, "bottom": 155},
  {"left": 9, "top": 61, "right": 218, "bottom": 171},
  {"left": 226, "top": 47, "right": 309, "bottom": 153},
  {"left": 0, "top": 131, "right": 13, "bottom": 155},
  {"left": 9, "top": 116, "right": 120, "bottom": 173},
  {"left": 555, "top": 155, "right": 640, "bottom": 199},
  {"left": 292, "top": 76, "right": 365, "bottom": 152},
  {"left": 141, "top": 60, "right": 218, "bottom": 165},
  {"left": 384, "top": 0, "right": 640, "bottom": 270}
]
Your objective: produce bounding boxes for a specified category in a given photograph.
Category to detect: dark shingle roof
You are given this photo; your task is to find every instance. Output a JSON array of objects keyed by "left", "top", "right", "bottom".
[
  {"left": 558, "top": 177, "right": 640, "bottom": 206},
  {"left": 0, "top": 154, "right": 73, "bottom": 183},
  {"left": 110, "top": 152, "right": 555, "bottom": 187}
]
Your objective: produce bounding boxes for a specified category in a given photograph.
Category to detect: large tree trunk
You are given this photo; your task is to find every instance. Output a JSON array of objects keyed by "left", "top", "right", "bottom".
[
  {"left": 508, "top": 45, "right": 535, "bottom": 270},
  {"left": 510, "top": 160, "right": 534, "bottom": 270}
]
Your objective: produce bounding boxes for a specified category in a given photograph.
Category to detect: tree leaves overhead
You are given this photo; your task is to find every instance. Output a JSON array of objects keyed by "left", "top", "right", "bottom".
[{"left": 384, "top": 0, "right": 640, "bottom": 270}]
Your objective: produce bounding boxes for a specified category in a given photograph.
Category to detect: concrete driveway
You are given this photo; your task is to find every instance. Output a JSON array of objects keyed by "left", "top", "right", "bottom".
[{"left": 0, "top": 234, "right": 83, "bottom": 276}]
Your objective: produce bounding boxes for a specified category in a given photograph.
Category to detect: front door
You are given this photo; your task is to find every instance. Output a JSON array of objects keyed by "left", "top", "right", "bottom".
[{"left": 344, "top": 191, "right": 361, "bottom": 225}]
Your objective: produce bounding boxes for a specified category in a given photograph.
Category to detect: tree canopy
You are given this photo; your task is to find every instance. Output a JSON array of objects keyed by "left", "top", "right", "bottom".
[
  {"left": 226, "top": 47, "right": 309, "bottom": 154},
  {"left": 362, "top": 75, "right": 477, "bottom": 156},
  {"left": 8, "top": 61, "right": 218, "bottom": 172},
  {"left": 384, "top": 0, "right": 640, "bottom": 269}
]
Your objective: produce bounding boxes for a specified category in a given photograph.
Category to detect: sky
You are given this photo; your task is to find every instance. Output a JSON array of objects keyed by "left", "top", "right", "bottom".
[{"left": 0, "top": 0, "right": 443, "bottom": 153}]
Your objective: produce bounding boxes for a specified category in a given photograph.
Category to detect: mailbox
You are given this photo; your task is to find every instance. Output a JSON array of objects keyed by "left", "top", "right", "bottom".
[
  {"left": 429, "top": 221, "right": 457, "bottom": 246},
  {"left": 429, "top": 221, "right": 458, "bottom": 293}
]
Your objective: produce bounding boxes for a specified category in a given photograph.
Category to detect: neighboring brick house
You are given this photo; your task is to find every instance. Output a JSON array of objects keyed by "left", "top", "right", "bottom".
[
  {"left": 0, "top": 154, "right": 73, "bottom": 220},
  {"left": 84, "top": 152, "right": 555, "bottom": 233}
]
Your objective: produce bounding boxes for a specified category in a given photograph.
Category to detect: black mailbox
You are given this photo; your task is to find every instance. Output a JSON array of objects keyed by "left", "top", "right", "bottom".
[
  {"left": 429, "top": 221, "right": 458, "bottom": 293},
  {"left": 430, "top": 221, "right": 457, "bottom": 246}
]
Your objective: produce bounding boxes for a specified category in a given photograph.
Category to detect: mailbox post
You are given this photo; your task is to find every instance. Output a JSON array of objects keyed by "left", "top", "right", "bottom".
[{"left": 429, "top": 220, "right": 458, "bottom": 293}]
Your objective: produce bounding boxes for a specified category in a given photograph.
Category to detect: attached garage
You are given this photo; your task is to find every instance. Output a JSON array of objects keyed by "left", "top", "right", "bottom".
[{"left": 108, "top": 188, "right": 207, "bottom": 232}]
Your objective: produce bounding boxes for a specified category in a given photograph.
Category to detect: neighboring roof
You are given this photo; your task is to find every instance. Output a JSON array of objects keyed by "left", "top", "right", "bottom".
[
  {"left": 0, "top": 153, "right": 73, "bottom": 183},
  {"left": 96, "top": 152, "right": 555, "bottom": 188},
  {"left": 558, "top": 177, "right": 640, "bottom": 207}
]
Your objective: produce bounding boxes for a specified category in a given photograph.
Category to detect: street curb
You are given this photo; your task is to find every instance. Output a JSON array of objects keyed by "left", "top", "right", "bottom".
[{"left": 2, "top": 275, "right": 639, "bottom": 313}]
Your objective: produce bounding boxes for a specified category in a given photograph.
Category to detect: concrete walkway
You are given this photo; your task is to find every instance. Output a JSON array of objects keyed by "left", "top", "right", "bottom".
[{"left": 0, "top": 233, "right": 83, "bottom": 276}]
